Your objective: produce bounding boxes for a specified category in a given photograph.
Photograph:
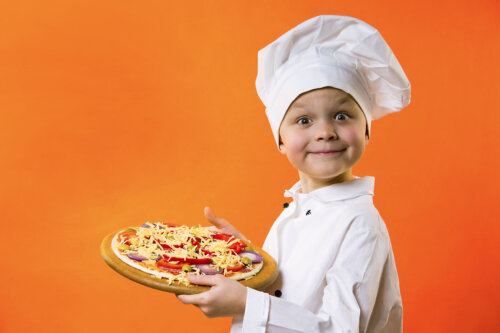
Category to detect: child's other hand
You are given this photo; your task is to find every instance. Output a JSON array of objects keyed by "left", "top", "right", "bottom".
[
  {"left": 177, "top": 274, "right": 247, "bottom": 318},
  {"left": 204, "top": 207, "right": 248, "bottom": 241}
]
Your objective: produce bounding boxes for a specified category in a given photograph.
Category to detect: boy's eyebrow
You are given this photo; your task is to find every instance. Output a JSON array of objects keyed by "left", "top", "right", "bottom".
[
  {"left": 336, "top": 96, "right": 353, "bottom": 105},
  {"left": 289, "top": 100, "right": 307, "bottom": 109}
]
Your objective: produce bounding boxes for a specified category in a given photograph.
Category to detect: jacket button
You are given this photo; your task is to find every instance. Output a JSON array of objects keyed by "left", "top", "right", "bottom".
[
  {"left": 274, "top": 289, "right": 282, "bottom": 297},
  {"left": 283, "top": 203, "right": 289, "bottom": 208}
]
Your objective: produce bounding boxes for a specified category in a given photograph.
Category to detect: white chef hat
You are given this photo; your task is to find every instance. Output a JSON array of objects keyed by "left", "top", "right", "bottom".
[{"left": 256, "top": 15, "right": 411, "bottom": 147}]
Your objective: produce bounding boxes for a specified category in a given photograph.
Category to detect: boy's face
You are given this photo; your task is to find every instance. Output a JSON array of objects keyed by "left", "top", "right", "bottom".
[{"left": 278, "top": 87, "right": 369, "bottom": 189}]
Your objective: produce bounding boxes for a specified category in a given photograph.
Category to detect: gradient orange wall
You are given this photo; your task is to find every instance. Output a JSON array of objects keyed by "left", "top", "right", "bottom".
[{"left": 1, "top": 1, "right": 498, "bottom": 332}]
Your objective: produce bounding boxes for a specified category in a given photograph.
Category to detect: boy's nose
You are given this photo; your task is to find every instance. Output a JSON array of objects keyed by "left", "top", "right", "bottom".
[{"left": 315, "top": 122, "right": 338, "bottom": 141}]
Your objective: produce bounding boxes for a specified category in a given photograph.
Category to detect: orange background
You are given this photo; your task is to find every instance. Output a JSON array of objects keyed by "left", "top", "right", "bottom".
[{"left": 1, "top": 0, "right": 498, "bottom": 332}]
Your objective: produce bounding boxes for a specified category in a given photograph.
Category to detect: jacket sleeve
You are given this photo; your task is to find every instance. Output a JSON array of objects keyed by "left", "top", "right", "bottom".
[{"left": 240, "top": 219, "right": 390, "bottom": 333}]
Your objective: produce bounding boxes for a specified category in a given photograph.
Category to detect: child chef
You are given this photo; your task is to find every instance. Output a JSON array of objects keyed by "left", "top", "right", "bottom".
[{"left": 178, "top": 15, "right": 411, "bottom": 333}]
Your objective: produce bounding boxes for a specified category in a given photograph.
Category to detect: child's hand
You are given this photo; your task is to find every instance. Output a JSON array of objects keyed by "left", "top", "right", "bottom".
[
  {"left": 204, "top": 207, "right": 248, "bottom": 241},
  {"left": 177, "top": 274, "right": 247, "bottom": 318}
]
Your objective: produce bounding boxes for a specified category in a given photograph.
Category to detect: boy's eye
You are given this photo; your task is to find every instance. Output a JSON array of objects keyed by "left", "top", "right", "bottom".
[
  {"left": 297, "top": 117, "right": 311, "bottom": 125},
  {"left": 334, "top": 113, "right": 349, "bottom": 121}
]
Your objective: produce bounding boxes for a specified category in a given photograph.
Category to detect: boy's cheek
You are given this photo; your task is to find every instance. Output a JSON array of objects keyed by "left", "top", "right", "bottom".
[
  {"left": 341, "top": 127, "right": 365, "bottom": 144},
  {"left": 285, "top": 139, "right": 307, "bottom": 156}
]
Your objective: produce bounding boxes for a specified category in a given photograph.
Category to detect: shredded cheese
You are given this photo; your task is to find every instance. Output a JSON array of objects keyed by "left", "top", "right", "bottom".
[{"left": 116, "top": 222, "right": 253, "bottom": 284}]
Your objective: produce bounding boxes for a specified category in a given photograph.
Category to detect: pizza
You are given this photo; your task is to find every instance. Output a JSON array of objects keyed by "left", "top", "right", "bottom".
[{"left": 111, "top": 222, "right": 264, "bottom": 286}]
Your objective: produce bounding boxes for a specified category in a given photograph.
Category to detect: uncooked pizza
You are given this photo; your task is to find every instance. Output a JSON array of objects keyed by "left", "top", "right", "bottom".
[{"left": 111, "top": 222, "right": 264, "bottom": 286}]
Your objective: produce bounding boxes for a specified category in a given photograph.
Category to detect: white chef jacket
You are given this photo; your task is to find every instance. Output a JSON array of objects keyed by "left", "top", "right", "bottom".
[{"left": 230, "top": 176, "right": 402, "bottom": 333}]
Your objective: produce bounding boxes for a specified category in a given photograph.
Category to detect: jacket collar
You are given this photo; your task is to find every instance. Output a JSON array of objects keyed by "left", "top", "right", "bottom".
[{"left": 284, "top": 176, "right": 375, "bottom": 202}]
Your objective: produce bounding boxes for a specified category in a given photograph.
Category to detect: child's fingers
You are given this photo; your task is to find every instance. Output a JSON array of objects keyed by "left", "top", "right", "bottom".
[
  {"left": 204, "top": 207, "right": 228, "bottom": 229},
  {"left": 187, "top": 273, "right": 223, "bottom": 286},
  {"left": 177, "top": 293, "right": 204, "bottom": 305},
  {"left": 177, "top": 274, "right": 247, "bottom": 318},
  {"left": 177, "top": 275, "right": 224, "bottom": 305},
  {"left": 203, "top": 207, "right": 248, "bottom": 241}
]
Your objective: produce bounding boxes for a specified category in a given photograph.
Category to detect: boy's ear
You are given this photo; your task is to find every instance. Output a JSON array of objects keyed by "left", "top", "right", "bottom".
[
  {"left": 278, "top": 143, "right": 286, "bottom": 154},
  {"left": 278, "top": 138, "right": 286, "bottom": 154}
]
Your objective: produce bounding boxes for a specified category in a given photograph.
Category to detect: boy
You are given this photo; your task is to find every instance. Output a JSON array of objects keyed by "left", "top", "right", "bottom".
[{"left": 178, "top": 15, "right": 410, "bottom": 333}]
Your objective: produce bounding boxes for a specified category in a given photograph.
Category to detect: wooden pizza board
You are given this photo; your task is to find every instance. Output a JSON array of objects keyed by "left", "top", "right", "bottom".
[{"left": 100, "top": 230, "right": 279, "bottom": 295}]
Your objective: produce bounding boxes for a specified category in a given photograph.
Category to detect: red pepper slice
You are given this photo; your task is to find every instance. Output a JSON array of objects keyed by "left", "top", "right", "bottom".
[
  {"left": 200, "top": 249, "right": 215, "bottom": 257},
  {"left": 158, "top": 242, "right": 184, "bottom": 249},
  {"left": 226, "top": 263, "right": 244, "bottom": 272},
  {"left": 187, "top": 257, "right": 212, "bottom": 264},
  {"left": 212, "top": 233, "right": 233, "bottom": 242},
  {"left": 190, "top": 237, "right": 201, "bottom": 246},
  {"left": 212, "top": 234, "right": 246, "bottom": 248},
  {"left": 157, "top": 259, "right": 184, "bottom": 270},
  {"left": 162, "top": 223, "right": 179, "bottom": 228},
  {"left": 119, "top": 231, "right": 137, "bottom": 241},
  {"left": 229, "top": 242, "right": 242, "bottom": 254},
  {"left": 157, "top": 266, "right": 182, "bottom": 275},
  {"left": 159, "top": 243, "right": 172, "bottom": 250},
  {"left": 163, "top": 256, "right": 186, "bottom": 262}
]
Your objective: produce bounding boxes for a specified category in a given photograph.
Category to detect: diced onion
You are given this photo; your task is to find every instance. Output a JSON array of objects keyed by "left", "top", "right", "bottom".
[
  {"left": 239, "top": 251, "right": 263, "bottom": 263},
  {"left": 127, "top": 253, "right": 148, "bottom": 261},
  {"left": 195, "top": 264, "right": 222, "bottom": 275}
]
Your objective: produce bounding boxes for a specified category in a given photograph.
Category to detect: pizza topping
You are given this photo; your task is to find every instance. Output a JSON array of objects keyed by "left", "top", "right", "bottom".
[
  {"left": 165, "top": 257, "right": 213, "bottom": 265},
  {"left": 157, "top": 259, "right": 185, "bottom": 269},
  {"left": 119, "top": 231, "right": 137, "bottom": 241},
  {"left": 226, "top": 263, "right": 244, "bottom": 272},
  {"left": 158, "top": 266, "right": 182, "bottom": 275},
  {"left": 127, "top": 253, "right": 148, "bottom": 262},
  {"left": 114, "top": 222, "right": 262, "bottom": 284},
  {"left": 182, "top": 264, "right": 193, "bottom": 272},
  {"left": 195, "top": 264, "right": 223, "bottom": 275},
  {"left": 212, "top": 233, "right": 233, "bottom": 241},
  {"left": 118, "top": 244, "right": 130, "bottom": 251},
  {"left": 239, "top": 251, "right": 263, "bottom": 263},
  {"left": 240, "top": 257, "right": 252, "bottom": 266}
]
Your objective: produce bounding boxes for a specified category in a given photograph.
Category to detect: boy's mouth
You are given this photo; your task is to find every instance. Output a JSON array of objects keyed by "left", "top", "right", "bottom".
[{"left": 310, "top": 148, "right": 347, "bottom": 155}]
